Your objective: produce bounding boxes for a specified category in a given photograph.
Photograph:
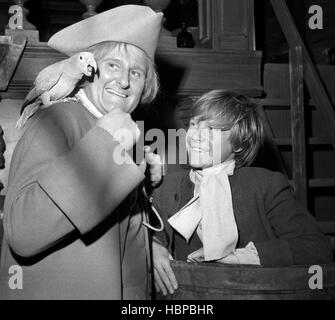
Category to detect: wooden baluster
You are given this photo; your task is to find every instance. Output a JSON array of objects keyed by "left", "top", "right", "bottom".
[
  {"left": 289, "top": 45, "right": 307, "bottom": 207},
  {"left": 79, "top": 0, "right": 103, "bottom": 19},
  {"left": 12, "top": 0, "right": 36, "bottom": 30},
  {"left": 5, "top": 0, "right": 39, "bottom": 43}
]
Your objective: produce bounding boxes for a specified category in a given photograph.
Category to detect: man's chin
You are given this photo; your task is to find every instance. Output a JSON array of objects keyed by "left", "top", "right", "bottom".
[
  {"left": 189, "top": 161, "right": 205, "bottom": 169},
  {"left": 102, "top": 103, "right": 121, "bottom": 113},
  {"left": 103, "top": 103, "right": 132, "bottom": 114}
]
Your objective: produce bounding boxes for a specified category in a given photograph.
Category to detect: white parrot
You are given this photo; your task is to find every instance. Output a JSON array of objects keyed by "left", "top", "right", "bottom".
[{"left": 16, "top": 52, "right": 97, "bottom": 129}]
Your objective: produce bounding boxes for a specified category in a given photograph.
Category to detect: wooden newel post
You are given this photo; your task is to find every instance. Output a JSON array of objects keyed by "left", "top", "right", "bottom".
[
  {"left": 9, "top": 0, "right": 36, "bottom": 30},
  {"left": 5, "top": 0, "right": 39, "bottom": 43}
]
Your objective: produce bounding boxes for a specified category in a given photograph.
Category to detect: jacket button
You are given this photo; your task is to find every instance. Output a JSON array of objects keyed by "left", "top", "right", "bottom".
[{"left": 174, "top": 194, "right": 179, "bottom": 202}]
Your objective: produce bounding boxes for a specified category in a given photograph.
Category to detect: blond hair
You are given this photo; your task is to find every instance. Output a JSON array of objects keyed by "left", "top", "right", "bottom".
[{"left": 191, "top": 90, "right": 264, "bottom": 168}]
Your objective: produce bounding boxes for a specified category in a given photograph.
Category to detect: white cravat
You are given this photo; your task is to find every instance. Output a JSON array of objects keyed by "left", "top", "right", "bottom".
[
  {"left": 75, "top": 89, "right": 103, "bottom": 118},
  {"left": 168, "top": 160, "right": 238, "bottom": 261}
]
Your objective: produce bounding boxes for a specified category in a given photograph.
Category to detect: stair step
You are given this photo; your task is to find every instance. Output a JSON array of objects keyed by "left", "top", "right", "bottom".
[
  {"left": 253, "top": 98, "right": 333, "bottom": 108},
  {"left": 253, "top": 98, "right": 290, "bottom": 106},
  {"left": 274, "top": 137, "right": 333, "bottom": 145},
  {"left": 309, "top": 179, "right": 335, "bottom": 188},
  {"left": 289, "top": 179, "right": 335, "bottom": 188},
  {"left": 319, "top": 221, "right": 335, "bottom": 235}
]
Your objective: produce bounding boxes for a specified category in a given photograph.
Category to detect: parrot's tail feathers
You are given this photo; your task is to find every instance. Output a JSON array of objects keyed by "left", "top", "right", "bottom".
[
  {"left": 15, "top": 102, "right": 41, "bottom": 129},
  {"left": 21, "top": 87, "right": 38, "bottom": 115}
]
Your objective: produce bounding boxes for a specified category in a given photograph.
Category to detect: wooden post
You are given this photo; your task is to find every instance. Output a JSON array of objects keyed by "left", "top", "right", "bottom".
[{"left": 289, "top": 46, "right": 307, "bottom": 207}]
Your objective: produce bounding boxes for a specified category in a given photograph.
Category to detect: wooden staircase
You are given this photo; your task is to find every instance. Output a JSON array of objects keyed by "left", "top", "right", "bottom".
[{"left": 253, "top": 0, "right": 335, "bottom": 243}]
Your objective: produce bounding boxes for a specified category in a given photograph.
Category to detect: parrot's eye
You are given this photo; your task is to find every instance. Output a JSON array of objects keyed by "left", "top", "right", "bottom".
[{"left": 80, "top": 56, "right": 83, "bottom": 60}]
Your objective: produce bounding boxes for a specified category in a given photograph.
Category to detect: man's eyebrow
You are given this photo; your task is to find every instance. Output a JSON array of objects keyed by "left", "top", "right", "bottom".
[
  {"left": 103, "top": 57, "right": 122, "bottom": 63},
  {"left": 103, "top": 57, "right": 146, "bottom": 73},
  {"left": 130, "top": 64, "right": 146, "bottom": 73}
]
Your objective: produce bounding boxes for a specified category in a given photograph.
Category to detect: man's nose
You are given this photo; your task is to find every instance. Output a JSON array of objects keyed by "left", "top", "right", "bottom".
[
  {"left": 188, "top": 129, "right": 201, "bottom": 143},
  {"left": 117, "top": 70, "right": 130, "bottom": 89},
  {"left": 191, "top": 128, "right": 210, "bottom": 141}
]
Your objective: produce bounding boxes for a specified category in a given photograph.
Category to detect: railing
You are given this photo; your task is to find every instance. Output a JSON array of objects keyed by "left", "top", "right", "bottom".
[
  {"left": 270, "top": 0, "right": 335, "bottom": 149},
  {"left": 270, "top": 0, "right": 335, "bottom": 208}
]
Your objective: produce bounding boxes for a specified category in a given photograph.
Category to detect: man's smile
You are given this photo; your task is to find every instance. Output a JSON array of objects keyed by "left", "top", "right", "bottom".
[{"left": 105, "top": 88, "right": 128, "bottom": 98}]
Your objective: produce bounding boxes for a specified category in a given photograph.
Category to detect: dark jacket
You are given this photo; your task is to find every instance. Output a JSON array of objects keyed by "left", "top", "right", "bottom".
[{"left": 152, "top": 167, "right": 333, "bottom": 267}]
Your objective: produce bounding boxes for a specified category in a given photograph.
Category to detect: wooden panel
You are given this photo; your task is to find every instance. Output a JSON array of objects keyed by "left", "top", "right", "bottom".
[
  {"left": 263, "top": 64, "right": 335, "bottom": 103},
  {"left": 212, "top": 0, "right": 255, "bottom": 50},
  {"left": 157, "top": 48, "right": 262, "bottom": 96},
  {"left": 1, "top": 43, "right": 262, "bottom": 98},
  {"left": 222, "top": 0, "right": 247, "bottom": 33}
]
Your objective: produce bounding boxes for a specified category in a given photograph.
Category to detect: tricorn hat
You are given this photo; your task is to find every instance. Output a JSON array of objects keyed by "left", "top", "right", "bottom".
[{"left": 48, "top": 5, "right": 163, "bottom": 59}]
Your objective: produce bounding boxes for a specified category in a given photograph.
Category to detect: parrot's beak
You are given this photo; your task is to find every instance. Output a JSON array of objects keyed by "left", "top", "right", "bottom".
[{"left": 86, "top": 59, "right": 97, "bottom": 76}]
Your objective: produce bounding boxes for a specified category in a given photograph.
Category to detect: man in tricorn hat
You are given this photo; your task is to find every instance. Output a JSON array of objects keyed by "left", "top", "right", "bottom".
[{"left": 0, "top": 5, "right": 163, "bottom": 300}]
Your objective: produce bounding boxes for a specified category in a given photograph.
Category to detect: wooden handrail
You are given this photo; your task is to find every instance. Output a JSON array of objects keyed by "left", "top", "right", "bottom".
[
  {"left": 270, "top": 0, "right": 335, "bottom": 149},
  {"left": 0, "top": 36, "right": 27, "bottom": 91}
]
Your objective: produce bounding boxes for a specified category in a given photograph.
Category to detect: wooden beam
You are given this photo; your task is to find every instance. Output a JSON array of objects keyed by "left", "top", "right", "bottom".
[
  {"left": 1, "top": 43, "right": 263, "bottom": 98},
  {"left": 289, "top": 46, "right": 307, "bottom": 207},
  {"left": 270, "top": 0, "right": 335, "bottom": 149}
]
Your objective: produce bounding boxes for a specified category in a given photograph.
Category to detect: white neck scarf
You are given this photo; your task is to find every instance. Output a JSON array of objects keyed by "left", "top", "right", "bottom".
[
  {"left": 75, "top": 89, "right": 103, "bottom": 119},
  {"left": 168, "top": 159, "right": 238, "bottom": 261}
]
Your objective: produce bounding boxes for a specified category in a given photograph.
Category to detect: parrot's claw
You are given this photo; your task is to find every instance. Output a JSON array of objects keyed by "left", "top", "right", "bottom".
[{"left": 58, "top": 97, "right": 79, "bottom": 104}]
